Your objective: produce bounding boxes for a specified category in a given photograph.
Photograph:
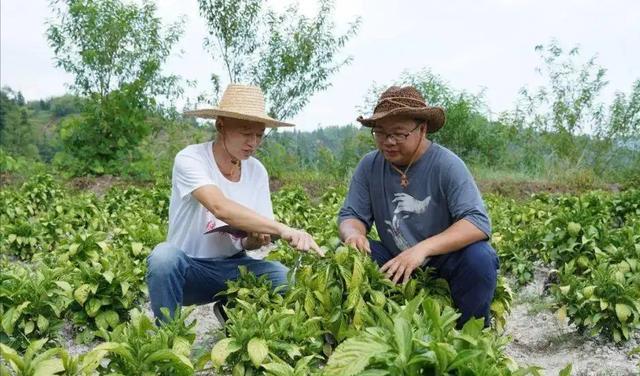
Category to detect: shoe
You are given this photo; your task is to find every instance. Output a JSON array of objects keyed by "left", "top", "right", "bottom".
[{"left": 212, "top": 300, "right": 228, "bottom": 325}]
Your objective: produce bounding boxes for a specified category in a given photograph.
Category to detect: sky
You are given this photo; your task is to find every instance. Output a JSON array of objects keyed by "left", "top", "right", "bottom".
[{"left": 1, "top": 0, "right": 639, "bottom": 132}]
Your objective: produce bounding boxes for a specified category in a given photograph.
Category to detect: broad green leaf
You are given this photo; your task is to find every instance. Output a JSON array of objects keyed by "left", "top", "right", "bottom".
[
  {"left": 120, "top": 281, "right": 130, "bottom": 296},
  {"left": 211, "top": 338, "right": 241, "bottom": 368},
  {"left": 24, "top": 320, "right": 35, "bottom": 335},
  {"left": 37, "top": 315, "right": 49, "bottom": 332},
  {"left": 582, "top": 286, "right": 595, "bottom": 299},
  {"left": 567, "top": 222, "right": 581, "bottom": 237},
  {"left": 324, "top": 334, "right": 391, "bottom": 376},
  {"left": 0, "top": 343, "right": 24, "bottom": 370},
  {"left": 54, "top": 281, "right": 73, "bottom": 292},
  {"left": 33, "top": 358, "right": 65, "bottom": 376},
  {"left": 615, "top": 304, "right": 632, "bottom": 323},
  {"left": 74, "top": 284, "right": 92, "bottom": 306},
  {"left": 68, "top": 243, "right": 80, "bottom": 254},
  {"left": 79, "top": 349, "right": 108, "bottom": 374},
  {"left": 350, "top": 256, "right": 364, "bottom": 289},
  {"left": 447, "top": 349, "right": 483, "bottom": 371},
  {"left": 131, "top": 242, "right": 143, "bottom": 255},
  {"left": 261, "top": 362, "right": 294, "bottom": 376},
  {"left": 172, "top": 336, "right": 192, "bottom": 357},
  {"left": 393, "top": 317, "right": 412, "bottom": 363},
  {"left": 85, "top": 298, "right": 102, "bottom": 317},
  {"left": 2, "top": 302, "right": 29, "bottom": 335},
  {"left": 145, "top": 349, "right": 193, "bottom": 370},
  {"left": 248, "top": 337, "right": 269, "bottom": 368},
  {"left": 102, "top": 270, "right": 114, "bottom": 284}
]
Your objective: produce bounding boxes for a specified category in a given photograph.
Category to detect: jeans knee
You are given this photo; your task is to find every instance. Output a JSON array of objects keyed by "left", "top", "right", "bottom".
[
  {"left": 458, "top": 241, "right": 499, "bottom": 286},
  {"left": 147, "top": 242, "right": 185, "bottom": 276},
  {"left": 269, "top": 262, "right": 289, "bottom": 289}
]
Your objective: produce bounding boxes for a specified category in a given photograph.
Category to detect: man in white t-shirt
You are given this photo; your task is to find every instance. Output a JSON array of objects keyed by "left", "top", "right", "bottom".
[{"left": 147, "top": 84, "right": 324, "bottom": 322}]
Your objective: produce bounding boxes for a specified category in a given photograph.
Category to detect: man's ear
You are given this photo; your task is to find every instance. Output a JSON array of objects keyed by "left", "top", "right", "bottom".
[
  {"left": 215, "top": 118, "right": 224, "bottom": 133},
  {"left": 421, "top": 122, "right": 428, "bottom": 136}
]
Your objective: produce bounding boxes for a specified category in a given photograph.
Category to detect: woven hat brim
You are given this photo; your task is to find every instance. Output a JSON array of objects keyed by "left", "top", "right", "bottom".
[
  {"left": 357, "top": 107, "right": 446, "bottom": 133},
  {"left": 184, "top": 108, "right": 294, "bottom": 128}
]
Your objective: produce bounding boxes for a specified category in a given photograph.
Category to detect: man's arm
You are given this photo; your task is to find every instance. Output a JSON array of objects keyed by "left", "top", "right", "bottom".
[
  {"left": 192, "top": 185, "right": 323, "bottom": 255},
  {"left": 414, "top": 218, "right": 487, "bottom": 257},
  {"left": 380, "top": 219, "right": 487, "bottom": 284},
  {"left": 339, "top": 218, "right": 370, "bottom": 253}
]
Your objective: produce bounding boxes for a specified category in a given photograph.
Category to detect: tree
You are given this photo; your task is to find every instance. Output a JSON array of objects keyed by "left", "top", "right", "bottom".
[
  {"left": 197, "top": 0, "right": 360, "bottom": 120},
  {"left": 516, "top": 40, "right": 639, "bottom": 173},
  {"left": 47, "top": 0, "right": 184, "bottom": 175}
]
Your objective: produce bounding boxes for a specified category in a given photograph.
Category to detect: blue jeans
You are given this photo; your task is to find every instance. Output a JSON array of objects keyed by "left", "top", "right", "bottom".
[
  {"left": 369, "top": 239, "right": 499, "bottom": 328},
  {"left": 146, "top": 242, "right": 289, "bottom": 321}
]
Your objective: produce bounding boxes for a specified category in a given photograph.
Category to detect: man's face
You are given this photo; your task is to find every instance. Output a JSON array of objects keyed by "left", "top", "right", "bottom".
[
  {"left": 219, "top": 117, "right": 266, "bottom": 160},
  {"left": 371, "top": 116, "right": 425, "bottom": 165}
]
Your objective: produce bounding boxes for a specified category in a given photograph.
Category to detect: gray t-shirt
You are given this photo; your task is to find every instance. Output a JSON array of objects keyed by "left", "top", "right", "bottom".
[{"left": 338, "top": 142, "right": 491, "bottom": 256}]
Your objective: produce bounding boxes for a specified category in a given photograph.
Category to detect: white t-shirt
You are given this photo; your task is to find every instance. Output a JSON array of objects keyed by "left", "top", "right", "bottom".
[{"left": 167, "top": 141, "right": 274, "bottom": 259}]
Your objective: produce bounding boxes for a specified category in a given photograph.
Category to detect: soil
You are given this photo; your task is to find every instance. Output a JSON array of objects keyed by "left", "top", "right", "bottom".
[{"left": 503, "top": 265, "right": 639, "bottom": 375}]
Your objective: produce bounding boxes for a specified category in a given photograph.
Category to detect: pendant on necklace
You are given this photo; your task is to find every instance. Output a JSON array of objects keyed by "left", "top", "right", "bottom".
[{"left": 400, "top": 175, "right": 409, "bottom": 189}]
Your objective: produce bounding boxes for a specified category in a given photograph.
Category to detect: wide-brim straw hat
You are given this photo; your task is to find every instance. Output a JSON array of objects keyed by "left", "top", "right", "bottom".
[
  {"left": 357, "top": 86, "right": 446, "bottom": 133},
  {"left": 184, "top": 84, "right": 294, "bottom": 128}
]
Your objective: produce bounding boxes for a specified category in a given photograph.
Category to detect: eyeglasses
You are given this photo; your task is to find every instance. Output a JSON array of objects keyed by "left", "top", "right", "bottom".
[{"left": 371, "top": 124, "right": 421, "bottom": 143}]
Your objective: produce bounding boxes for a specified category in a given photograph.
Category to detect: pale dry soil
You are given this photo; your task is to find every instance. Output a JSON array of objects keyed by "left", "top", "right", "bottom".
[{"left": 504, "top": 264, "right": 639, "bottom": 375}]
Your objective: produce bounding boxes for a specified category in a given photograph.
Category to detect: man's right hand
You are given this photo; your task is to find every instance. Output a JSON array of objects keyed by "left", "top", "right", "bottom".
[
  {"left": 344, "top": 233, "right": 370, "bottom": 254},
  {"left": 280, "top": 227, "right": 325, "bottom": 257}
]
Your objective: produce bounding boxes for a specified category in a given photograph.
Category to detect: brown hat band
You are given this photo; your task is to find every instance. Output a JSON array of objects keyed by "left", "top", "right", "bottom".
[{"left": 374, "top": 96, "right": 427, "bottom": 113}]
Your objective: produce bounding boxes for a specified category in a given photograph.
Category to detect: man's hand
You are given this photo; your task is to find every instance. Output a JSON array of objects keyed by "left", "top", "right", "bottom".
[
  {"left": 344, "top": 233, "right": 370, "bottom": 254},
  {"left": 380, "top": 246, "right": 430, "bottom": 284},
  {"left": 281, "top": 227, "right": 325, "bottom": 257},
  {"left": 242, "top": 232, "right": 272, "bottom": 250}
]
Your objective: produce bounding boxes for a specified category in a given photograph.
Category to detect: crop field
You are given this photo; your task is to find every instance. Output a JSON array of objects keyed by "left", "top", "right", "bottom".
[{"left": 1, "top": 174, "right": 639, "bottom": 375}]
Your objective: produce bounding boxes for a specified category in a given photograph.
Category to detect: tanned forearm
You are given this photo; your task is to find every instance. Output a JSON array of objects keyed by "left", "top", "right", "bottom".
[
  {"left": 192, "top": 185, "right": 286, "bottom": 236},
  {"left": 339, "top": 218, "right": 368, "bottom": 241},
  {"left": 414, "top": 219, "right": 487, "bottom": 258}
]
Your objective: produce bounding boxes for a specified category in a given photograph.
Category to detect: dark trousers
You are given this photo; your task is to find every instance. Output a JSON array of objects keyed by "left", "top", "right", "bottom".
[{"left": 369, "top": 239, "right": 499, "bottom": 328}]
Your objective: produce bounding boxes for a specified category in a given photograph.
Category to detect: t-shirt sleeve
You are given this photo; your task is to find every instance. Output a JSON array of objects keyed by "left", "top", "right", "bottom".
[
  {"left": 338, "top": 155, "right": 374, "bottom": 231},
  {"left": 173, "top": 150, "right": 217, "bottom": 199},
  {"left": 443, "top": 157, "right": 491, "bottom": 238},
  {"left": 254, "top": 165, "right": 274, "bottom": 220}
]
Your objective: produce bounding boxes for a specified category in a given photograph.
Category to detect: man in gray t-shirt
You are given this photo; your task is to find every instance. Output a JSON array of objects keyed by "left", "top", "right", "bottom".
[{"left": 338, "top": 85, "right": 499, "bottom": 327}]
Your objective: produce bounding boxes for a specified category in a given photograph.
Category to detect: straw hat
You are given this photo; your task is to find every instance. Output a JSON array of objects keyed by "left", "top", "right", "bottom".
[
  {"left": 184, "top": 84, "right": 294, "bottom": 128},
  {"left": 357, "top": 86, "right": 446, "bottom": 133}
]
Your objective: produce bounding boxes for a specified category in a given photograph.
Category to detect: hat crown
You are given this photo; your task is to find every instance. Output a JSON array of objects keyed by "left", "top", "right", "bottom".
[
  {"left": 373, "top": 86, "right": 427, "bottom": 114},
  {"left": 218, "top": 84, "right": 267, "bottom": 118}
]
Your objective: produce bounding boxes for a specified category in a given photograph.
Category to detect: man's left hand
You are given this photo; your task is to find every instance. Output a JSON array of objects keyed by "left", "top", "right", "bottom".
[
  {"left": 243, "top": 232, "right": 272, "bottom": 250},
  {"left": 380, "top": 246, "right": 429, "bottom": 284}
]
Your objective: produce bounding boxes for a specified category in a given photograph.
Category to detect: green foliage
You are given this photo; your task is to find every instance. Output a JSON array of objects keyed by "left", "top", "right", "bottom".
[
  {"left": 94, "top": 307, "right": 196, "bottom": 375},
  {"left": 324, "top": 296, "right": 522, "bottom": 375},
  {"left": 197, "top": 0, "right": 360, "bottom": 119},
  {"left": 514, "top": 40, "right": 640, "bottom": 174},
  {"left": 0, "top": 338, "right": 65, "bottom": 376},
  {"left": 0, "top": 88, "right": 39, "bottom": 160},
  {"left": 2, "top": 173, "right": 638, "bottom": 375},
  {"left": 47, "top": 0, "right": 185, "bottom": 175},
  {"left": 0, "top": 265, "right": 74, "bottom": 351}
]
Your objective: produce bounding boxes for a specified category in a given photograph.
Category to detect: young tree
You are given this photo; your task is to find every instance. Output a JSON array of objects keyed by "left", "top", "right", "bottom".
[
  {"left": 516, "top": 40, "right": 639, "bottom": 172},
  {"left": 197, "top": 0, "right": 360, "bottom": 120},
  {"left": 47, "top": 0, "right": 184, "bottom": 174}
]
